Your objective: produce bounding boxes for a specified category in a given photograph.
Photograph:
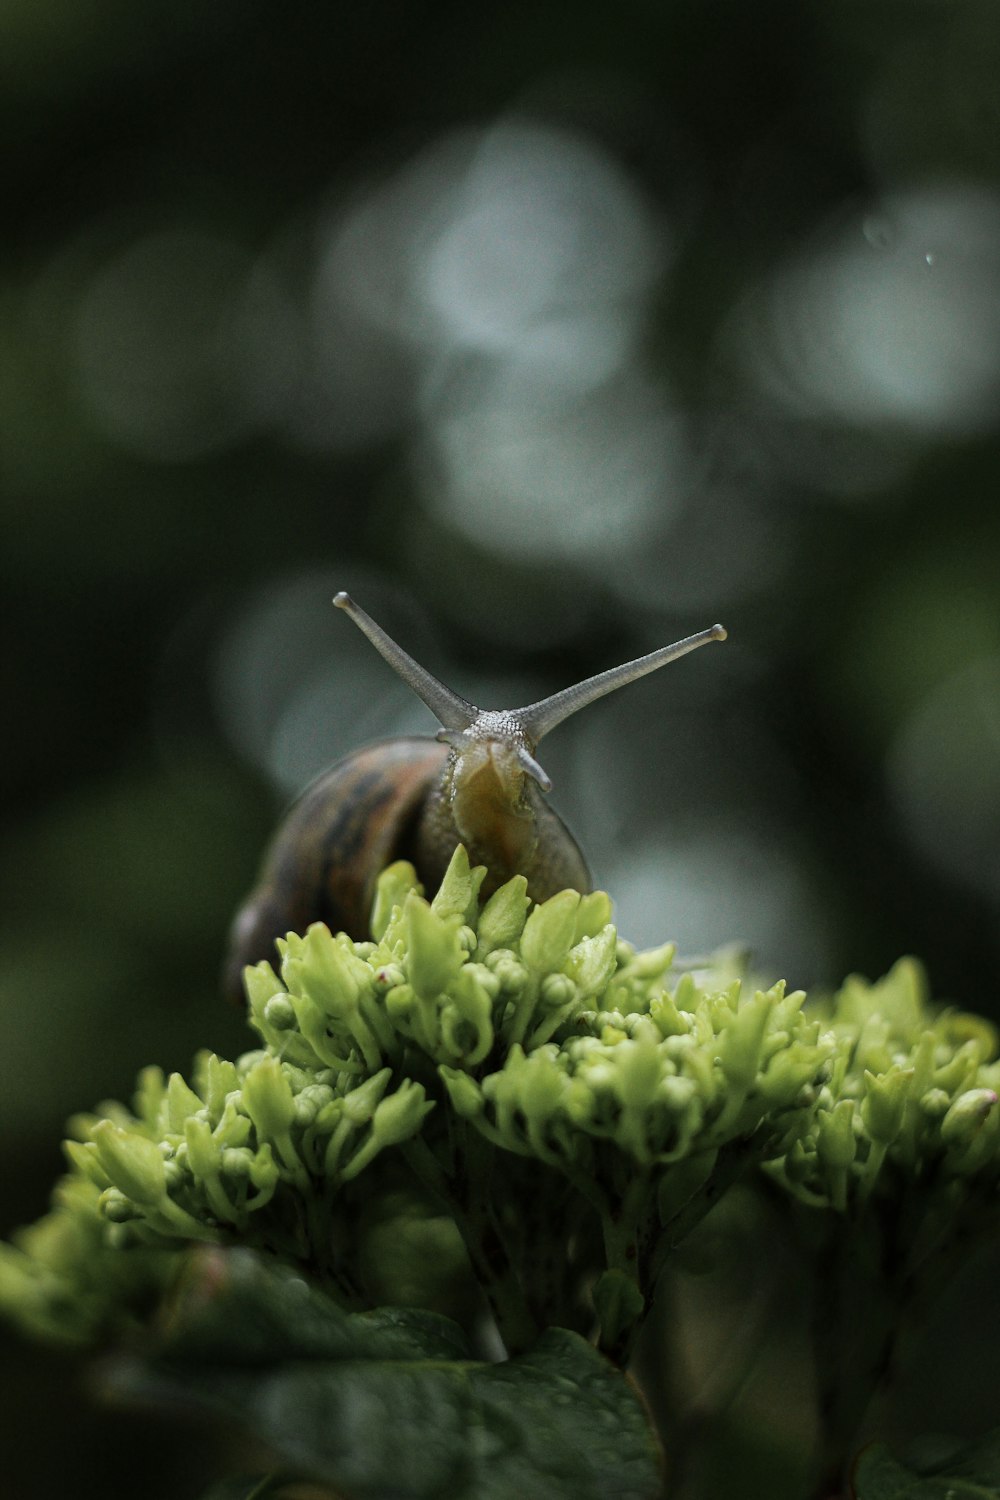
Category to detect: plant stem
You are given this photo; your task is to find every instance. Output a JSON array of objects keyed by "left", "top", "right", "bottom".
[
  {"left": 807, "top": 1212, "right": 900, "bottom": 1500},
  {"left": 651, "top": 1134, "right": 764, "bottom": 1286},
  {"left": 400, "top": 1133, "right": 539, "bottom": 1355}
]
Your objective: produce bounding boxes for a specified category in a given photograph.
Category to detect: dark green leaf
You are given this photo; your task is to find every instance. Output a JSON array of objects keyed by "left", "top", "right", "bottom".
[
  {"left": 154, "top": 1249, "right": 663, "bottom": 1500},
  {"left": 198, "top": 1479, "right": 274, "bottom": 1500},
  {"left": 853, "top": 1432, "right": 1000, "bottom": 1499},
  {"left": 198, "top": 1477, "right": 332, "bottom": 1500}
]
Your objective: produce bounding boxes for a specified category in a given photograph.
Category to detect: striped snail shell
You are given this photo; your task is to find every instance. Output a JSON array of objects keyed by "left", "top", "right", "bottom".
[{"left": 223, "top": 592, "right": 726, "bottom": 1003}]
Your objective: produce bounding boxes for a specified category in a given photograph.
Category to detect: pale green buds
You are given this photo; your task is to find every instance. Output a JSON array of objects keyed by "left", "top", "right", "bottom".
[
  {"left": 439, "top": 1067, "right": 485, "bottom": 1118},
  {"left": 371, "top": 1080, "right": 434, "bottom": 1147},
  {"left": 430, "top": 843, "right": 486, "bottom": 925},
  {"left": 370, "top": 860, "right": 422, "bottom": 942},
  {"left": 340, "top": 1081, "right": 434, "bottom": 1181},
  {"left": 563, "top": 926, "right": 618, "bottom": 998},
  {"left": 10, "top": 838, "right": 1000, "bottom": 1364},
  {"left": 405, "top": 896, "right": 465, "bottom": 1001},
  {"left": 91, "top": 1123, "right": 167, "bottom": 1206},
  {"left": 241, "top": 1057, "right": 296, "bottom": 1146},
  {"left": 769, "top": 958, "right": 1000, "bottom": 1213},
  {"left": 341, "top": 1069, "right": 392, "bottom": 1126},
  {"left": 540, "top": 973, "right": 577, "bottom": 1009},
  {"left": 718, "top": 992, "right": 773, "bottom": 1090},
  {"left": 477, "top": 876, "right": 530, "bottom": 954},
  {"left": 263, "top": 994, "right": 297, "bottom": 1030},
  {"left": 861, "top": 1066, "right": 911, "bottom": 1146},
  {"left": 520, "top": 891, "right": 582, "bottom": 972},
  {"left": 816, "top": 1101, "right": 857, "bottom": 1172},
  {"left": 941, "top": 1088, "right": 998, "bottom": 1145}
]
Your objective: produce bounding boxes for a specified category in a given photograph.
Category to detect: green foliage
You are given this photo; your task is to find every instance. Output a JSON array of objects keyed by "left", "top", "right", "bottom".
[
  {"left": 853, "top": 1432, "right": 1000, "bottom": 1498},
  {"left": 145, "top": 1247, "right": 662, "bottom": 1500}
]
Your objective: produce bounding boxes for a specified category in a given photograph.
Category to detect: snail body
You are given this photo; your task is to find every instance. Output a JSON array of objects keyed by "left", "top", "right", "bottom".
[{"left": 224, "top": 593, "right": 725, "bottom": 1003}]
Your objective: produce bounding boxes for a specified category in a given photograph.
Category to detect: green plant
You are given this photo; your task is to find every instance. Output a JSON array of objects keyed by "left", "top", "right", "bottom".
[{"left": 3, "top": 847, "right": 1000, "bottom": 1499}]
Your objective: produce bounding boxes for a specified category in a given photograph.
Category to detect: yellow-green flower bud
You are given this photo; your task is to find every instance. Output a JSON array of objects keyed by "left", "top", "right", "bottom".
[
  {"left": 383, "top": 982, "right": 414, "bottom": 1027},
  {"left": 861, "top": 1065, "right": 912, "bottom": 1145},
  {"left": 782, "top": 1137, "right": 818, "bottom": 1186},
  {"left": 441, "top": 969, "right": 494, "bottom": 1064},
  {"left": 162, "top": 1157, "right": 186, "bottom": 1191},
  {"left": 220, "top": 1146, "right": 255, "bottom": 1178},
  {"left": 213, "top": 1096, "right": 251, "bottom": 1149},
  {"left": 241, "top": 1057, "right": 296, "bottom": 1145},
  {"left": 941, "top": 1088, "right": 998, "bottom": 1146},
  {"left": 933, "top": 1041, "right": 982, "bottom": 1096},
  {"left": 816, "top": 1100, "right": 857, "bottom": 1171},
  {"left": 562, "top": 1075, "right": 596, "bottom": 1126},
  {"left": 292, "top": 1083, "right": 336, "bottom": 1128},
  {"left": 920, "top": 1088, "right": 952, "bottom": 1118},
  {"left": 520, "top": 890, "right": 581, "bottom": 972},
  {"left": 611, "top": 1038, "right": 663, "bottom": 1112},
  {"left": 477, "top": 876, "right": 530, "bottom": 954},
  {"left": 263, "top": 995, "right": 297, "bottom": 1030},
  {"left": 757, "top": 1043, "right": 830, "bottom": 1109},
  {"left": 573, "top": 891, "right": 613, "bottom": 941},
  {"left": 463, "top": 962, "right": 501, "bottom": 1000},
  {"left": 341, "top": 1069, "right": 392, "bottom": 1126},
  {"left": 540, "top": 973, "right": 577, "bottom": 1009},
  {"left": 373, "top": 962, "right": 405, "bottom": 991},
  {"left": 98, "top": 1188, "right": 141, "bottom": 1224},
  {"left": 91, "top": 1122, "right": 167, "bottom": 1206},
  {"left": 623, "top": 942, "right": 676, "bottom": 981},
  {"left": 563, "top": 926, "right": 618, "bottom": 998},
  {"left": 244, "top": 961, "right": 286, "bottom": 1024},
  {"left": 718, "top": 992, "right": 773, "bottom": 1090},
  {"left": 650, "top": 992, "right": 692, "bottom": 1039},
  {"left": 486, "top": 951, "right": 529, "bottom": 993},
  {"left": 246, "top": 1144, "right": 280, "bottom": 1196},
  {"left": 430, "top": 845, "right": 486, "bottom": 925},
  {"left": 185, "top": 1115, "right": 221, "bottom": 1180},
  {"left": 370, "top": 860, "right": 422, "bottom": 942},
  {"left": 516, "top": 1051, "right": 569, "bottom": 1126},
  {"left": 192, "top": 1053, "right": 241, "bottom": 1117},
  {"left": 405, "top": 896, "right": 465, "bottom": 1000},
  {"left": 132, "top": 1066, "right": 167, "bottom": 1130},
  {"left": 292, "top": 993, "right": 361, "bottom": 1072},
  {"left": 660, "top": 1075, "right": 698, "bottom": 1113},
  {"left": 165, "top": 1073, "right": 204, "bottom": 1134},
  {"left": 439, "top": 1066, "right": 485, "bottom": 1118},
  {"left": 341, "top": 1082, "right": 434, "bottom": 1181}
]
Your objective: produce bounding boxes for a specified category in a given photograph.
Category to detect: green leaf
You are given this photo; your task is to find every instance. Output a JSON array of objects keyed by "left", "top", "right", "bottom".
[
  {"left": 197, "top": 1478, "right": 280, "bottom": 1500},
  {"left": 853, "top": 1433, "right": 1000, "bottom": 1498},
  {"left": 155, "top": 1249, "right": 663, "bottom": 1500},
  {"left": 198, "top": 1477, "right": 331, "bottom": 1500}
]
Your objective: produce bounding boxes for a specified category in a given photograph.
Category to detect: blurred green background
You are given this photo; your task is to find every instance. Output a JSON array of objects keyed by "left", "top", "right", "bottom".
[{"left": 3, "top": 2, "right": 1000, "bottom": 1495}]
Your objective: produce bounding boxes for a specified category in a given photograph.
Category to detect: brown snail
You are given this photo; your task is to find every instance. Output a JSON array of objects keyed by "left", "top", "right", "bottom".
[{"left": 224, "top": 592, "right": 726, "bottom": 1002}]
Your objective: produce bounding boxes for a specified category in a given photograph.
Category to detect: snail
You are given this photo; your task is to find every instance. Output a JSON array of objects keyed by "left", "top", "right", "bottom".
[{"left": 224, "top": 592, "right": 726, "bottom": 1002}]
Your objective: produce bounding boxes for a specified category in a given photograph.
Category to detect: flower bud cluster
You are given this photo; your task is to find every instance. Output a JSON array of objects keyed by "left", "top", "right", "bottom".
[
  {"left": 769, "top": 958, "right": 1000, "bottom": 1211},
  {"left": 6, "top": 846, "right": 1000, "bottom": 1349},
  {"left": 56, "top": 1046, "right": 432, "bottom": 1256},
  {"left": 245, "top": 847, "right": 617, "bottom": 1072},
  {"left": 237, "top": 847, "right": 834, "bottom": 1182},
  {"left": 441, "top": 971, "right": 832, "bottom": 1179},
  {"left": 0, "top": 1174, "right": 174, "bottom": 1345}
]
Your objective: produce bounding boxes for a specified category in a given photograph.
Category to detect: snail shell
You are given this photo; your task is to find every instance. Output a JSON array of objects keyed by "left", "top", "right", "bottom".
[{"left": 224, "top": 594, "right": 725, "bottom": 1003}]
